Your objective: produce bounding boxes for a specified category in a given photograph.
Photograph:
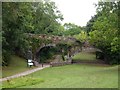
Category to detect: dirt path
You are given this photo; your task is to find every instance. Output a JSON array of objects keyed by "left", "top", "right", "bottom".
[{"left": 0, "top": 64, "right": 50, "bottom": 82}]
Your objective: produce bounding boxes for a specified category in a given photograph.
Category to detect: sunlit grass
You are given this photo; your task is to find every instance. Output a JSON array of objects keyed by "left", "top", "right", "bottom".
[{"left": 72, "top": 52, "right": 96, "bottom": 61}]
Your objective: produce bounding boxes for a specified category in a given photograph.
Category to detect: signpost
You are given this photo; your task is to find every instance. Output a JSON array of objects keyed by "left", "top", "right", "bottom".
[{"left": 27, "top": 50, "right": 33, "bottom": 67}]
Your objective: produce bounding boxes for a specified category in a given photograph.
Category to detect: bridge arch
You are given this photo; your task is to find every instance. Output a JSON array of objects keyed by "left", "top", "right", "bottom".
[{"left": 34, "top": 44, "right": 56, "bottom": 63}]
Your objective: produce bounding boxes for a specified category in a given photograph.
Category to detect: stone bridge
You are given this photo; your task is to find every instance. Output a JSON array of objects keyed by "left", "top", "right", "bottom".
[
  {"left": 28, "top": 34, "right": 77, "bottom": 44},
  {"left": 27, "top": 34, "right": 82, "bottom": 64}
]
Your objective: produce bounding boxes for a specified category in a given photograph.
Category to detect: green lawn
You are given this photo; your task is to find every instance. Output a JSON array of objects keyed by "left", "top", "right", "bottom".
[
  {"left": 2, "top": 64, "right": 118, "bottom": 88},
  {"left": 72, "top": 52, "right": 96, "bottom": 61},
  {"left": 2, "top": 55, "right": 35, "bottom": 78},
  {"left": 2, "top": 53, "right": 119, "bottom": 88}
]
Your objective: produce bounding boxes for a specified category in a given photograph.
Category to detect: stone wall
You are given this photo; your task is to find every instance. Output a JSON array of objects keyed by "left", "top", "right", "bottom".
[
  {"left": 50, "top": 55, "right": 72, "bottom": 67},
  {"left": 50, "top": 61, "right": 71, "bottom": 67}
]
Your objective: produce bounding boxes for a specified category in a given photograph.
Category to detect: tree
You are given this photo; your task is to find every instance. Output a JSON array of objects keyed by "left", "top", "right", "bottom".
[
  {"left": 2, "top": 2, "right": 34, "bottom": 65},
  {"left": 89, "top": 1, "right": 120, "bottom": 64},
  {"left": 74, "top": 31, "right": 88, "bottom": 43},
  {"left": 32, "top": 1, "right": 63, "bottom": 34},
  {"left": 63, "top": 23, "right": 83, "bottom": 36},
  {"left": 2, "top": 1, "right": 64, "bottom": 65},
  {"left": 86, "top": 14, "right": 99, "bottom": 33}
]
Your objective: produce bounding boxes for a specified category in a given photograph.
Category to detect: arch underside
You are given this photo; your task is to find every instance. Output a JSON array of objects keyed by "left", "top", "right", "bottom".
[{"left": 35, "top": 45, "right": 56, "bottom": 62}]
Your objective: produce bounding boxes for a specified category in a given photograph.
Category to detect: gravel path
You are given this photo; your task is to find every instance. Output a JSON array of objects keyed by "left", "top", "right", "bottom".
[{"left": 0, "top": 64, "right": 50, "bottom": 82}]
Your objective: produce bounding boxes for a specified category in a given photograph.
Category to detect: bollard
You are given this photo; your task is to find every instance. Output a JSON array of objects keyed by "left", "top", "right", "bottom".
[{"left": 42, "top": 63, "right": 43, "bottom": 67}]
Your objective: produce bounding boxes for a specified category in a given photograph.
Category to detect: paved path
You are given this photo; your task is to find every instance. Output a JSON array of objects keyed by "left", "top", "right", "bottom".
[{"left": 0, "top": 64, "right": 50, "bottom": 82}]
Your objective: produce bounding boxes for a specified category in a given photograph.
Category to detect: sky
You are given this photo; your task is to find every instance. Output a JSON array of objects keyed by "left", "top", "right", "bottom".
[{"left": 52, "top": 0, "right": 98, "bottom": 26}]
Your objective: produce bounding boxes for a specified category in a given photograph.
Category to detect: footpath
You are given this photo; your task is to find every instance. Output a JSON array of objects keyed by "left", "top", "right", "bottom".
[{"left": 0, "top": 64, "right": 50, "bottom": 82}]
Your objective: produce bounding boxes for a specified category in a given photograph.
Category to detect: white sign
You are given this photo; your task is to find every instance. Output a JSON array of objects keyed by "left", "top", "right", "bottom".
[{"left": 28, "top": 59, "right": 33, "bottom": 66}]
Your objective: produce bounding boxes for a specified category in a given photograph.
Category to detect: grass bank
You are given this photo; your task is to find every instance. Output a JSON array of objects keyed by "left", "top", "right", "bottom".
[{"left": 2, "top": 55, "right": 35, "bottom": 78}]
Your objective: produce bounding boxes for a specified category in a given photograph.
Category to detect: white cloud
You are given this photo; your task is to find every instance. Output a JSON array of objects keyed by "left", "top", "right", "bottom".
[{"left": 52, "top": 0, "right": 98, "bottom": 26}]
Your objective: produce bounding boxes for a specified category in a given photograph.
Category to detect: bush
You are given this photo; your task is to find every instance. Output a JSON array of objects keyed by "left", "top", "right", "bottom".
[
  {"left": 108, "top": 52, "right": 120, "bottom": 65},
  {"left": 2, "top": 49, "right": 11, "bottom": 66},
  {"left": 96, "top": 51, "right": 104, "bottom": 59}
]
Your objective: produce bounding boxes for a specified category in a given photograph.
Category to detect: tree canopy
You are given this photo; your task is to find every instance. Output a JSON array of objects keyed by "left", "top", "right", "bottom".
[
  {"left": 63, "top": 23, "right": 84, "bottom": 36},
  {"left": 2, "top": 1, "right": 63, "bottom": 65},
  {"left": 87, "top": 1, "right": 120, "bottom": 64}
]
